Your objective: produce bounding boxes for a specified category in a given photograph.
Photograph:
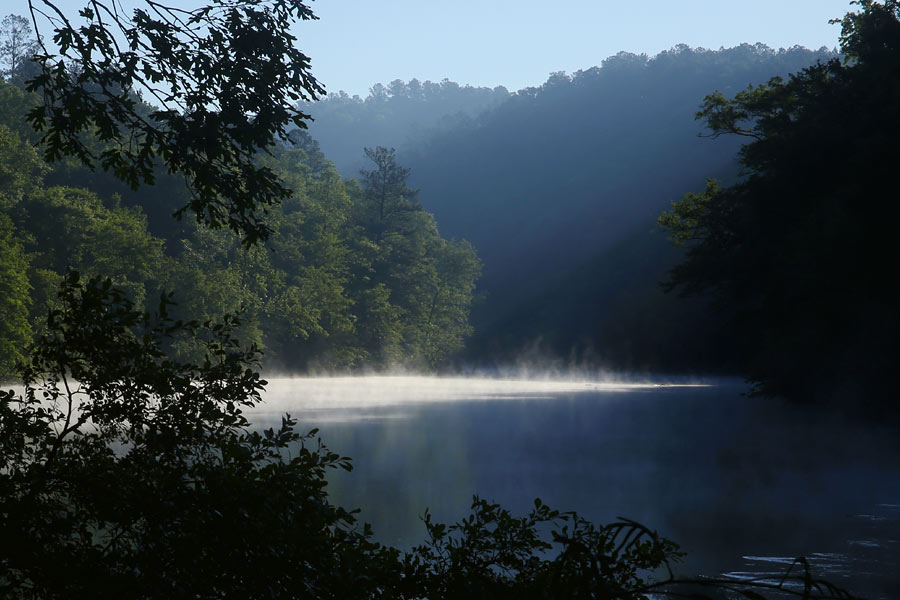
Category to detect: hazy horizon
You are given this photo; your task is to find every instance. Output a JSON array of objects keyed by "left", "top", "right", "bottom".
[
  {"left": 20, "top": 0, "right": 854, "bottom": 97},
  {"left": 300, "top": 0, "right": 853, "bottom": 97}
]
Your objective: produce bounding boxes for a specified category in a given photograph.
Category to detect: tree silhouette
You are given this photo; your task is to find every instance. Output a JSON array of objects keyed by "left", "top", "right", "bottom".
[{"left": 660, "top": 0, "right": 900, "bottom": 407}]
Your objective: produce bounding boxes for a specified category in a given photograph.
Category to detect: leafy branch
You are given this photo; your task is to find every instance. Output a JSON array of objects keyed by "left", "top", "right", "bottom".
[{"left": 25, "top": 0, "right": 325, "bottom": 245}]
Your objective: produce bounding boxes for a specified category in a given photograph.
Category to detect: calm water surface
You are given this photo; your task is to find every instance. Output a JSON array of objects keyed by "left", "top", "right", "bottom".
[{"left": 251, "top": 376, "right": 900, "bottom": 598}]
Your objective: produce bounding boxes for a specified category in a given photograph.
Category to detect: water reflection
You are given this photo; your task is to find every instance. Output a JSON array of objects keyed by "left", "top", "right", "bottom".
[
  {"left": 725, "top": 504, "right": 900, "bottom": 594},
  {"left": 250, "top": 376, "right": 900, "bottom": 599}
]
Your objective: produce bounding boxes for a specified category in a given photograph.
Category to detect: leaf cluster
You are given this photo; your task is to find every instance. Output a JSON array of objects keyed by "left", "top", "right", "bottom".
[
  {"left": 405, "top": 497, "right": 682, "bottom": 600},
  {"left": 24, "top": 0, "right": 324, "bottom": 245}
]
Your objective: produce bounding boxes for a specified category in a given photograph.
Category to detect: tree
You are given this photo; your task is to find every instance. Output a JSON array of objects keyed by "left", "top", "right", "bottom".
[
  {"left": 24, "top": 0, "right": 325, "bottom": 245},
  {"left": 659, "top": 1, "right": 900, "bottom": 407},
  {"left": 0, "top": 123, "right": 46, "bottom": 380},
  {"left": 359, "top": 146, "right": 421, "bottom": 231},
  {"left": 415, "top": 237, "right": 481, "bottom": 366},
  {"left": 351, "top": 147, "right": 481, "bottom": 367},
  {"left": 0, "top": 214, "right": 31, "bottom": 379},
  {"left": 0, "top": 14, "right": 41, "bottom": 82},
  {"left": 0, "top": 123, "right": 46, "bottom": 210}
]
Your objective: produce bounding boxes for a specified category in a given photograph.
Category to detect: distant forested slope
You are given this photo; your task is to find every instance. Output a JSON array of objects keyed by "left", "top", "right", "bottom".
[
  {"left": 304, "top": 44, "right": 836, "bottom": 371},
  {"left": 304, "top": 80, "right": 511, "bottom": 176}
]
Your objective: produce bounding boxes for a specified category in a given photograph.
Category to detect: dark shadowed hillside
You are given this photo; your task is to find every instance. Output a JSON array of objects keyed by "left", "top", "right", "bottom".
[{"left": 471, "top": 224, "right": 739, "bottom": 373}]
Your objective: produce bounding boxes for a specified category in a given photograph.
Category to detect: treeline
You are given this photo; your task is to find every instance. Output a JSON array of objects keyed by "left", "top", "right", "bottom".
[{"left": 0, "top": 78, "right": 480, "bottom": 379}]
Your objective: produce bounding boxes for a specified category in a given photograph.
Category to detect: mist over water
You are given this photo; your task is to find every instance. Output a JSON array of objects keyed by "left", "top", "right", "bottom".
[
  {"left": 251, "top": 374, "right": 900, "bottom": 598},
  {"left": 252, "top": 374, "right": 705, "bottom": 420}
]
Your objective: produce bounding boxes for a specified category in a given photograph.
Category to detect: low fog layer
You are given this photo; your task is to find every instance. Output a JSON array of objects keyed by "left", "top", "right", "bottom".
[{"left": 251, "top": 375, "right": 710, "bottom": 422}]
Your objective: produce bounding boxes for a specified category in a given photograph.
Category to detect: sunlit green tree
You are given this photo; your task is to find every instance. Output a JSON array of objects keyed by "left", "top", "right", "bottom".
[{"left": 351, "top": 147, "right": 481, "bottom": 367}]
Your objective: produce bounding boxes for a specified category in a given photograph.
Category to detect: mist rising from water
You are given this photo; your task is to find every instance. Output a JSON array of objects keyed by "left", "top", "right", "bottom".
[{"left": 250, "top": 374, "right": 711, "bottom": 422}]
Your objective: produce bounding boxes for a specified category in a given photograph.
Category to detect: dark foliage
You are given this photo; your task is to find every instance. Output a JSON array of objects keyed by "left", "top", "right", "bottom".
[
  {"left": 660, "top": 0, "right": 900, "bottom": 408},
  {"left": 0, "top": 273, "right": 397, "bottom": 598}
]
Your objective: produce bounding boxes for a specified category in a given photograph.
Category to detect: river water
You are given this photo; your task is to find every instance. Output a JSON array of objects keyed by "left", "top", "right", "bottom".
[{"left": 251, "top": 375, "right": 900, "bottom": 598}]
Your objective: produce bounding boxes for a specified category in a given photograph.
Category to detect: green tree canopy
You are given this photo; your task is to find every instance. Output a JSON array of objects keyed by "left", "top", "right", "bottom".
[
  {"left": 0, "top": 97, "right": 482, "bottom": 373},
  {"left": 350, "top": 147, "right": 481, "bottom": 367},
  {"left": 0, "top": 213, "right": 31, "bottom": 378}
]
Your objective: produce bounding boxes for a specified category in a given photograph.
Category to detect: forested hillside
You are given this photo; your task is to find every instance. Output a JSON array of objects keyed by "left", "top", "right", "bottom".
[
  {"left": 304, "top": 80, "right": 511, "bottom": 176},
  {"left": 303, "top": 44, "right": 837, "bottom": 371},
  {"left": 0, "top": 74, "right": 480, "bottom": 379}
]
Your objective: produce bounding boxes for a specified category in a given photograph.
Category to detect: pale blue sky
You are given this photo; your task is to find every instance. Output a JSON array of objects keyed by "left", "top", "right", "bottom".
[{"left": 19, "top": 0, "right": 854, "bottom": 96}]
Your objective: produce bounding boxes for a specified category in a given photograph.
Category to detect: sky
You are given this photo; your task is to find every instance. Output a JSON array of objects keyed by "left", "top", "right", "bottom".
[
  {"left": 19, "top": 0, "right": 855, "bottom": 97},
  {"left": 298, "top": 0, "right": 853, "bottom": 96}
]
